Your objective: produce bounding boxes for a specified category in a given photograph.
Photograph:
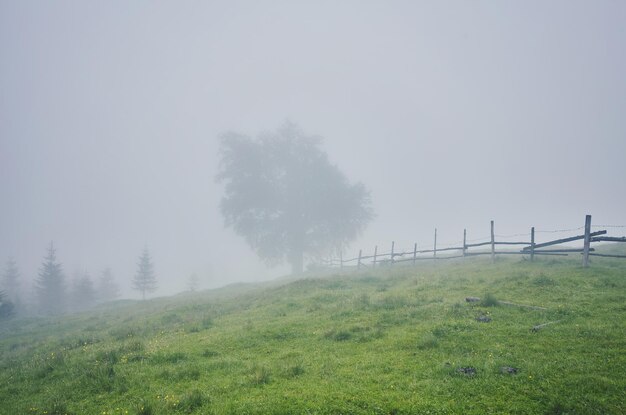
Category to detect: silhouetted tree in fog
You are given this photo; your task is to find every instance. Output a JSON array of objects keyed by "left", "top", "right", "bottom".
[
  {"left": 98, "top": 267, "right": 120, "bottom": 303},
  {"left": 133, "top": 247, "right": 157, "bottom": 300},
  {"left": 217, "top": 122, "right": 374, "bottom": 274},
  {"left": 0, "top": 290, "right": 15, "bottom": 319},
  {"left": 187, "top": 273, "right": 200, "bottom": 292},
  {"left": 1, "top": 257, "right": 20, "bottom": 304},
  {"left": 70, "top": 272, "right": 96, "bottom": 312},
  {"left": 35, "top": 242, "right": 66, "bottom": 315}
]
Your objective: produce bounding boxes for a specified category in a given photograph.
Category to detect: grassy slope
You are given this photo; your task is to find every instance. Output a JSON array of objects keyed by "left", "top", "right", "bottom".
[{"left": 0, "top": 256, "right": 625, "bottom": 415}]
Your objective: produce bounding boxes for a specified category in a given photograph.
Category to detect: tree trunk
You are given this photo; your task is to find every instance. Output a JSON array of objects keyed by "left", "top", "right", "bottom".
[{"left": 288, "top": 227, "right": 305, "bottom": 275}]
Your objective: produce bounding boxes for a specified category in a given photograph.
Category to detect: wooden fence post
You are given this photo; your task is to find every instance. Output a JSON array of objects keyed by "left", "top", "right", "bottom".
[
  {"left": 433, "top": 228, "right": 437, "bottom": 260},
  {"left": 530, "top": 227, "right": 535, "bottom": 262},
  {"left": 490, "top": 220, "right": 495, "bottom": 263},
  {"left": 373, "top": 245, "right": 378, "bottom": 268},
  {"left": 413, "top": 243, "right": 417, "bottom": 265},
  {"left": 340, "top": 250, "right": 343, "bottom": 269},
  {"left": 583, "top": 214, "right": 592, "bottom": 268},
  {"left": 463, "top": 229, "right": 467, "bottom": 257},
  {"left": 390, "top": 241, "right": 395, "bottom": 265},
  {"left": 357, "top": 249, "right": 362, "bottom": 270}
]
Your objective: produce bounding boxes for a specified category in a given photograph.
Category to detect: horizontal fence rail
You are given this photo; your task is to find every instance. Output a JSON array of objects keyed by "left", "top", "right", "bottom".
[{"left": 323, "top": 215, "right": 626, "bottom": 270}]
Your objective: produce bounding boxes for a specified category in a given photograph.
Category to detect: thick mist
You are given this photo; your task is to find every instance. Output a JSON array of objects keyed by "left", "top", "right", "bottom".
[{"left": 1, "top": 1, "right": 625, "bottom": 303}]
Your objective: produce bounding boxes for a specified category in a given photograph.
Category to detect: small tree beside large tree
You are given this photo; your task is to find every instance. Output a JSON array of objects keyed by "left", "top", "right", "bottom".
[{"left": 217, "top": 122, "right": 374, "bottom": 274}]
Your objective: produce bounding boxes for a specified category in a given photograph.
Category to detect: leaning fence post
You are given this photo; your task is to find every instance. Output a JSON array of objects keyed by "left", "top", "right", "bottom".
[
  {"left": 413, "top": 243, "right": 417, "bottom": 265},
  {"left": 582, "top": 214, "right": 592, "bottom": 268},
  {"left": 530, "top": 227, "right": 535, "bottom": 262},
  {"left": 463, "top": 229, "right": 467, "bottom": 257},
  {"left": 357, "top": 249, "right": 362, "bottom": 270},
  {"left": 339, "top": 250, "right": 343, "bottom": 269},
  {"left": 373, "top": 245, "right": 378, "bottom": 268},
  {"left": 433, "top": 228, "right": 437, "bottom": 260},
  {"left": 490, "top": 220, "right": 495, "bottom": 263},
  {"left": 390, "top": 241, "right": 395, "bottom": 265}
]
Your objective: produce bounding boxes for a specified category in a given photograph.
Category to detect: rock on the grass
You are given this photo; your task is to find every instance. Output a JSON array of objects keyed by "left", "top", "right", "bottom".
[
  {"left": 457, "top": 367, "right": 477, "bottom": 376},
  {"left": 500, "top": 366, "right": 519, "bottom": 374},
  {"left": 475, "top": 315, "right": 492, "bottom": 323},
  {"left": 465, "top": 297, "right": 480, "bottom": 303}
]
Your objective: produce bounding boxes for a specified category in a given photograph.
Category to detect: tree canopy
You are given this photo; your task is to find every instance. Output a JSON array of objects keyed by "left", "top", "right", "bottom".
[{"left": 217, "top": 122, "right": 373, "bottom": 273}]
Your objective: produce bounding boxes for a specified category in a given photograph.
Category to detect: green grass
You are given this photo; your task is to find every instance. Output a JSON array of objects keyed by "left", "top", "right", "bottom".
[{"left": 1, "top": 256, "right": 625, "bottom": 414}]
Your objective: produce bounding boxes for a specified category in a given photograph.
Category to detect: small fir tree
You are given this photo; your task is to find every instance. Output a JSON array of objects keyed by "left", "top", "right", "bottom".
[
  {"left": 133, "top": 247, "right": 157, "bottom": 300},
  {"left": 71, "top": 272, "right": 96, "bottom": 312},
  {"left": 35, "top": 242, "right": 66, "bottom": 315},
  {"left": 98, "top": 267, "right": 120, "bottom": 303},
  {"left": 1, "top": 257, "right": 20, "bottom": 304},
  {"left": 0, "top": 289, "right": 15, "bottom": 319}
]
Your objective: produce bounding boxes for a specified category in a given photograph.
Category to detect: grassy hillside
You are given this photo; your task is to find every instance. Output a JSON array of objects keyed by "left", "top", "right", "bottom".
[{"left": 1, "top": 256, "right": 625, "bottom": 414}]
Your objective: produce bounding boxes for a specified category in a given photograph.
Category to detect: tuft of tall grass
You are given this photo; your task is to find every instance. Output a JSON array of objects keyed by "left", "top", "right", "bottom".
[
  {"left": 355, "top": 293, "right": 371, "bottom": 308},
  {"left": 32, "top": 350, "right": 65, "bottom": 379},
  {"left": 96, "top": 349, "right": 119, "bottom": 365},
  {"left": 42, "top": 399, "right": 74, "bottom": 415},
  {"left": 61, "top": 336, "right": 100, "bottom": 350},
  {"left": 135, "top": 400, "right": 155, "bottom": 415},
  {"left": 480, "top": 293, "right": 499, "bottom": 307},
  {"left": 124, "top": 340, "right": 145, "bottom": 353},
  {"left": 109, "top": 326, "right": 140, "bottom": 341},
  {"left": 282, "top": 362, "right": 305, "bottom": 378},
  {"left": 533, "top": 273, "right": 556, "bottom": 286},
  {"left": 150, "top": 351, "right": 186, "bottom": 364},
  {"left": 417, "top": 333, "right": 439, "bottom": 350},
  {"left": 84, "top": 363, "right": 117, "bottom": 392},
  {"left": 176, "top": 389, "right": 208, "bottom": 413},
  {"left": 376, "top": 295, "right": 413, "bottom": 310},
  {"left": 201, "top": 315, "right": 214, "bottom": 329},
  {"left": 201, "top": 349, "right": 219, "bottom": 358},
  {"left": 161, "top": 312, "right": 183, "bottom": 324},
  {"left": 324, "top": 329, "right": 352, "bottom": 341},
  {"left": 448, "top": 302, "right": 466, "bottom": 317},
  {"left": 249, "top": 364, "right": 271, "bottom": 385}
]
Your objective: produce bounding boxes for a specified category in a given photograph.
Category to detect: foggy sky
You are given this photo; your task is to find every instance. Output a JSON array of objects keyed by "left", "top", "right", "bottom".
[{"left": 1, "top": 1, "right": 625, "bottom": 298}]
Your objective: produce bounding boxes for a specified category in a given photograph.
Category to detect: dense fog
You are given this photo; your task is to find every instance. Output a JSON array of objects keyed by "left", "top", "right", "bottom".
[{"left": 1, "top": 1, "right": 625, "bottom": 307}]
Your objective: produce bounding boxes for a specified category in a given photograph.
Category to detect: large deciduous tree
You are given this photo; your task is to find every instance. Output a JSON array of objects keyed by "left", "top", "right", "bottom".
[
  {"left": 217, "top": 122, "right": 373, "bottom": 274},
  {"left": 133, "top": 247, "right": 157, "bottom": 300}
]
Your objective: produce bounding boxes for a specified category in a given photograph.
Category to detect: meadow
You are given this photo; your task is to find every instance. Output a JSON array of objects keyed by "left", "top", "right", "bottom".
[{"left": 0, "top": 255, "right": 625, "bottom": 414}]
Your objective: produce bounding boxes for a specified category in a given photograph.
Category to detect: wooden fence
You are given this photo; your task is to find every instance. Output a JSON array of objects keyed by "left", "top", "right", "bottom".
[{"left": 327, "top": 215, "right": 626, "bottom": 270}]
